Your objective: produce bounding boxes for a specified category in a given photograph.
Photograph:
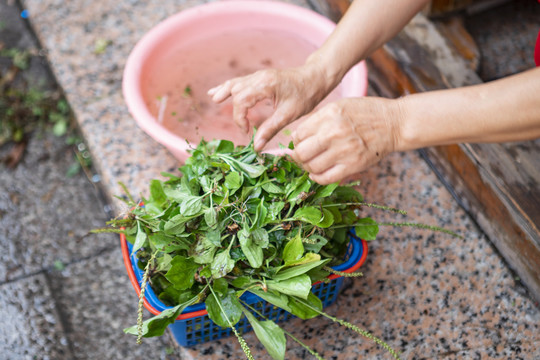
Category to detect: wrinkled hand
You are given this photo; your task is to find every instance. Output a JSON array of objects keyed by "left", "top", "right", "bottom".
[
  {"left": 208, "top": 65, "right": 332, "bottom": 151},
  {"left": 292, "top": 97, "right": 402, "bottom": 185}
]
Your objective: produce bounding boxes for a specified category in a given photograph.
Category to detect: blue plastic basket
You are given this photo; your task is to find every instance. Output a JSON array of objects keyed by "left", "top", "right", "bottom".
[{"left": 121, "top": 231, "right": 368, "bottom": 347}]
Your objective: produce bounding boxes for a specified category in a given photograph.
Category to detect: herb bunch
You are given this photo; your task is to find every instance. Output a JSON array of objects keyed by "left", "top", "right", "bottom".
[{"left": 100, "top": 138, "right": 448, "bottom": 359}]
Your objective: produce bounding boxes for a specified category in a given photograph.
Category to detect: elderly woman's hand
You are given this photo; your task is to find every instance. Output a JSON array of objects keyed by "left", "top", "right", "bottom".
[
  {"left": 208, "top": 63, "right": 334, "bottom": 152},
  {"left": 292, "top": 97, "right": 403, "bottom": 185}
]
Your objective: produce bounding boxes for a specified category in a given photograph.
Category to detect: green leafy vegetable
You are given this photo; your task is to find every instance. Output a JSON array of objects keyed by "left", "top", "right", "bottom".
[
  {"left": 206, "top": 288, "right": 243, "bottom": 328},
  {"left": 243, "top": 310, "right": 286, "bottom": 360},
  {"left": 100, "top": 137, "right": 457, "bottom": 359},
  {"left": 165, "top": 256, "right": 200, "bottom": 290},
  {"left": 354, "top": 217, "right": 379, "bottom": 241},
  {"left": 124, "top": 293, "right": 199, "bottom": 338}
]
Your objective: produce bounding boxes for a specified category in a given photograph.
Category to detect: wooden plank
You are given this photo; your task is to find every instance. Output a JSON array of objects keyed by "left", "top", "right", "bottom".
[
  {"left": 469, "top": 142, "right": 540, "bottom": 236},
  {"left": 309, "top": 0, "right": 540, "bottom": 301},
  {"left": 424, "top": 144, "right": 540, "bottom": 292},
  {"left": 433, "top": 16, "right": 480, "bottom": 71},
  {"left": 422, "top": 0, "right": 512, "bottom": 17}
]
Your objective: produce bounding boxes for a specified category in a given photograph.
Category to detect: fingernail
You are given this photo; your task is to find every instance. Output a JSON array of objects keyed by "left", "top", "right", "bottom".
[
  {"left": 253, "top": 138, "right": 262, "bottom": 151},
  {"left": 207, "top": 86, "right": 219, "bottom": 95}
]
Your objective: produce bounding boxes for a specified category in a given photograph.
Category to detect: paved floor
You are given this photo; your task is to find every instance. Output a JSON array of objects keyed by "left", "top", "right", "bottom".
[
  {"left": 0, "top": 1, "right": 180, "bottom": 358},
  {"left": 1, "top": 0, "right": 539, "bottom": 359}
]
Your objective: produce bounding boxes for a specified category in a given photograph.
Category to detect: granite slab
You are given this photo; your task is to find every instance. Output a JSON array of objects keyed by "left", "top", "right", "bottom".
[
  {"left": 0, "top": 0, "right": 113, "bottom": 282},
  {"left": 21, "top": 0, "right": 540, "bottom": 359}
]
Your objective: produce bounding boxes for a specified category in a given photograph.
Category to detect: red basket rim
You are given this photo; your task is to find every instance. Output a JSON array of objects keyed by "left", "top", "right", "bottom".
[{"left": 120, "top": 233, "right": 368, "bottom": 320}]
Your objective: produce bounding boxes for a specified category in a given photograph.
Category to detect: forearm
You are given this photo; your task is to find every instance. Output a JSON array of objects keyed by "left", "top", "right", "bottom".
[
  {"left": 397, "top": 67, "right": 540, "bottom": 150},
  {"left": 306, "top": 0, "right": 430, "bottom": 89}
]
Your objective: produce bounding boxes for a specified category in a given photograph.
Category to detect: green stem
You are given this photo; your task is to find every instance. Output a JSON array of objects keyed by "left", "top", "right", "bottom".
[
  {"left": 329, "top": 221, "right": 462, "bottom": 239},
  {"left": 323, "top": 266, "right": 363, "bottom": 278},
  {"left": 118, "top": 181, "right": 136, "bottom": 204},
  {"left": 208, "top": 286, "right": 254, "bottom": 360},
  {"left": 89, "top": 227, "right": 126, "bottom": 234},
  {"left": 137, "top": 251, "right": 156, "bottom": 345},
  {"left": 241, "top": 301, "right": 326, "bottom": 360},
  {"left": 294, "top": 298, "right": 402, "bottom": 360},
  {"left": 378, "top": 221, "right": 462, "bottom": 238},
  {"left": 321, "top": 202, "right": 407, "bottom": 215}
]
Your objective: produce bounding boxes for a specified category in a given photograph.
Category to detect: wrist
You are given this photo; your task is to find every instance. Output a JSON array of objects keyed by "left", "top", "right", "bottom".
[
  {"left": 393, "top": 96, "right": 417, "bottom": 152},
  {"left": 304, "top": 51, "right": 345, "bottom": 94}
]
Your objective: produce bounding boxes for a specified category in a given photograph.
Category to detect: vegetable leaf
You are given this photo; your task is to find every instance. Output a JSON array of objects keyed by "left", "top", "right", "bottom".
[
  {"left": 180, "top": 195, "right": 203, "bottom": 216},
  {"left": 124, "top": 294, "right": 199, "bottom": 337},
  {"left": 132, "top": 221, "right": 147, "bottom": 254},
  {"left": 354, "top": 217, "right": 379, "bottom": 241},
  {"left": 238, "top": 228, "right": 264, "bottom": 268},
  {"left": 165, "top": 257, "right": 200, "bottom": 290},
  {"left": 205, "top": 289, "right": 243, "bottom": 328},
  {"left": 267, "top": 275, "right": 311, "bottom": 299},
  {"left": 210, "top": 249, "right": 235, "bottom": 279},
  {"left": 243, "top": 309, "right": 286, "bottom": 360},
  {"left": 282, "top": 232, "right": 304, "bottom": 264},
  {"left": 272, "top": 258, "right": 329, "bottom": 281}
]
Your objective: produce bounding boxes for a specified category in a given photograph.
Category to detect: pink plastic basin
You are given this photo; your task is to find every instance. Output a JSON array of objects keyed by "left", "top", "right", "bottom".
[{"left": 123, "top": 0, "right": 368, "bottom": 162}]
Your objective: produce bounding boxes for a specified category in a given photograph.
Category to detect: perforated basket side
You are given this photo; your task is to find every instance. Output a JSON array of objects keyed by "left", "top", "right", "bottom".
[
  {"left": 168, "top": 276, "right": 346, "bottom": 347},
  {"left": 120, "top": 232, "right": 368, "bottom": 346}
]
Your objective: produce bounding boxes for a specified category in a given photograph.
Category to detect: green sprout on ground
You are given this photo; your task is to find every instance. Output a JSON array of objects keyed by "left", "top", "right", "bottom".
[{"left": 0, "top": 46, "right": 91, "bottom": 176}]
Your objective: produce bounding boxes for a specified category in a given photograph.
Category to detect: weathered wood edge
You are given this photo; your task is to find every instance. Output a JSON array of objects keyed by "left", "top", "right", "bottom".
[{"left": 309, "top": 0, "right": 540, "bottom": 302}]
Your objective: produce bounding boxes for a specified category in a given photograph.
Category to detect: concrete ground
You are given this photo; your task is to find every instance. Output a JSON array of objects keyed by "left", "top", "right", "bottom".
[
  {"left": 1, "top": 0, "right": 538, "bottom": 359},
  {"left": 0, "top": 1, "right": 180, "bottom": 358}
]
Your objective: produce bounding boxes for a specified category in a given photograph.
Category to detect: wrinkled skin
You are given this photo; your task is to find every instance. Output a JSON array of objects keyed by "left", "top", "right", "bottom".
[
  {"left": 208, "top": 67, "right": 403, "bottom": 185},
  {"left": 292, "top": 97, "right": 401, "bottom": 185},
  {"left": 207, "top": 0, "right": 540, "bottom": 185},
  {"left": 208, "top": 65, "right": 333, "bottom": 152}
]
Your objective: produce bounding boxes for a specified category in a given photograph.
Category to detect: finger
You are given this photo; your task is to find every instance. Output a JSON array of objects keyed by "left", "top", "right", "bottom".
[
  {"left": 302, "top": 149, "right": 337, "bottom": 175},
  {"left": 207, "top": 85, "right": 219, "bottom": 96},
  {"left": 292, "top": 111, "right": 326, "bottom": 144},
  {"left": 232, "top": 90, "right": 268, "bottom": 133},
  {"left": 289, "top": 148, "right": 300, "bottom": 164},
  {"left": 293, "top": 135, "right": 328, "bottom": 164},
  {"left": 233, "top": 103, "right": 250, "bottom": 134},
  {"left": 309, "top": 163, "right": 352, "bottom": 185},
  {"left": 253, "top": 106, "right": 293, "bottom": 151},
  {"left": 210, "top": 80, "right": 234, "bottom": 103}
]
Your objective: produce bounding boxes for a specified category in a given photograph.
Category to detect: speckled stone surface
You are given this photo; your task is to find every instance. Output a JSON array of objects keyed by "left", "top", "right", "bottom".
[
  {"left": 465, "top": 1, "right": 540, "bottom": 81},
  {"left": 21, "top": 0, "right": 540, "bottom": 359},
  {"left": 0, "top": 130, "right": 115, "bottom": 282},
  {"left": 0, "top": 273, "right": 70, "bottom": 359},
  {"left": 47, "top": 247, "right": 182, "bottom": 360}
]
